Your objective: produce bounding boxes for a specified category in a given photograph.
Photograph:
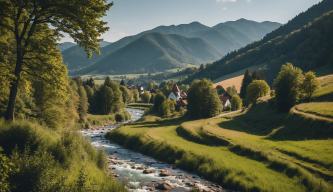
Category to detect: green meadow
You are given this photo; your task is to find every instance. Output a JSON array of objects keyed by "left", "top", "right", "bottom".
[{"left": 108, "top": 75, "right": 333, "bottom": 192}]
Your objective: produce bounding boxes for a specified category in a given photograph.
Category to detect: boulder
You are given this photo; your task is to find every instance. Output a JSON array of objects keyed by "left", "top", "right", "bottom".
[
  {"left": 159, "top": 169, "right": 171, "bottom": 177},
  {"left": 143, "top": 169, "right": 155, "bottom": 174},
  {"left": 155, "top": 182, "right": 174, "bottom": 191}
]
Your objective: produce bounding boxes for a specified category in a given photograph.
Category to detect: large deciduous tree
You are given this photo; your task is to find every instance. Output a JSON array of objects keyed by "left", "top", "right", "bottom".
[
  {"left": 187, "top": 79, "right": 222, "bottom": 119},
  {"left": 273, "top": 63, "right": 304, "bottom": 112},
  {"left": 0, "top": 0, "right": 112, "bottom": 121}
]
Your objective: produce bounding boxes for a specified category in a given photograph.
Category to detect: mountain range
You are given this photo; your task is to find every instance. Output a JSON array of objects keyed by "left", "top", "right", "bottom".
[
  {"left": 61, "top": 19, "right": 281, "bottom": 75},
  {"left": 184, "top": 0, "right": 333, "bottom": 84}
]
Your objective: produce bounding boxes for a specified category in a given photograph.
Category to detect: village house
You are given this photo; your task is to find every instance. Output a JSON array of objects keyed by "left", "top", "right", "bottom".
[
  {"left": 214, "top": 75, "right": 244, "bottom": 110},
  {"left": 168, "top": 84, "right": 188, "bottom": 107}
]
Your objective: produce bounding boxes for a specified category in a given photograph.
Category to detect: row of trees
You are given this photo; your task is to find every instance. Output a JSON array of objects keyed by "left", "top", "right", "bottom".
[
  {"left": 182, "top": 63, "right": 319, "bottom": 120},
  {"left": 240, "top": 63, "right": 319, "bottom": 111}
]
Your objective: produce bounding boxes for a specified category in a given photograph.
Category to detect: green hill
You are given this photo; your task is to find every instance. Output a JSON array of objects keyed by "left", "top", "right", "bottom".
[
  {"left": 63, "top": 20, "right": 280, "bottom": 75},
  {"left": 185, "top": 0, "right": 333, "bottom": 83},
  {"left": 76, "top": 33, "right": 221, "bottom": 74}
]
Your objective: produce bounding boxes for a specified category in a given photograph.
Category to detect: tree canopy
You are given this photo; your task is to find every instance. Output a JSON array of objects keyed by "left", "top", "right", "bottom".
[
  {"left": 187, "top": 79, "right": 222, "bottom": 119},
  {"left": 0, "top": 0, "right": 111, "bottom": 120}
]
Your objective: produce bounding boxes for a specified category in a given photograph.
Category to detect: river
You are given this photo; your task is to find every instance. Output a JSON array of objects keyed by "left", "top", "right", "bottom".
[{"left": 81, "top": 108, "right": 225, "bottom": 192}]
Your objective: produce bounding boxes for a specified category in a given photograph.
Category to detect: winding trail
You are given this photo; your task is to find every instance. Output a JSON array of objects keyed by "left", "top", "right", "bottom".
[{"left": 81, "top": 108, "right": 225, "bottom": 192}]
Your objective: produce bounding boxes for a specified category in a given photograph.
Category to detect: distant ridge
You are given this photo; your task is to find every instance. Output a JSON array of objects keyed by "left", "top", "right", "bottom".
[{"left": 62, "top": 19, "right": 281, "bottom": 75}]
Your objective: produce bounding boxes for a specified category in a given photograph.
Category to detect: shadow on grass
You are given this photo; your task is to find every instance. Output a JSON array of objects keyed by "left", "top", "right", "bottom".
[{"left": 217, "top": 102, "right": 333, "bottom": 141}]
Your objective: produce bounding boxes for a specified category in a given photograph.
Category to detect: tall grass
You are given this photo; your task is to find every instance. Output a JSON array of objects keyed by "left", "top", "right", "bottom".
[{"left": 0, "top": 119, "right": 126, "bottom": 192}]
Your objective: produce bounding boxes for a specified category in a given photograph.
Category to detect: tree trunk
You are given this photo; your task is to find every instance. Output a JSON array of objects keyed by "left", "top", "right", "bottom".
[{"left": 5, "top": 45, "right": 23, "bottom": 121}]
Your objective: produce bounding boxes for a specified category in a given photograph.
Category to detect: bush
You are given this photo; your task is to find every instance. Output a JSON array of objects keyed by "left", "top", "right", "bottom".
[
  {"left": 153, "top": 93, "right": 166, "bottom": 114},
  {"left": 301, "top": 71, "right": 319, "bottom": 101},
  {"left": 247, "top": 80, "right": 270, "bottom": 104},
  {"left": 187, "top": 79, "right": 222, "bottom": 119},
  {"left": 141, "top": 91, "right": 151, "bottom": 103},
  {"left": 160, "top": 99, "right": 176, "bottom": 117},
  {"left": 0, "top": 120, "right": 126, "bottom": 192},
  {"left": 231, "top": 95, "right": 243, "bottom": 111},
  {"left": 0, "top": 147, "right": 13, "bottom": 192}
]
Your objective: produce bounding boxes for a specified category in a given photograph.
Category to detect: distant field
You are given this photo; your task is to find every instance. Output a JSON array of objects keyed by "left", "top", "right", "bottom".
[
  {"left": 80, "top": 66, "right": 198, "bottom": 85},
  {"left": 214, "top": 75, "right": 244, "bottom": 93}
]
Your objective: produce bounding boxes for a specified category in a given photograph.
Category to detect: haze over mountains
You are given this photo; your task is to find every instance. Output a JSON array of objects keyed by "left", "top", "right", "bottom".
[
  {"left": 185, "top": 0, "right": 333, "bottom": 84},
  {"left": 61, "top": 19, "right": 281, "bottom": 75}
]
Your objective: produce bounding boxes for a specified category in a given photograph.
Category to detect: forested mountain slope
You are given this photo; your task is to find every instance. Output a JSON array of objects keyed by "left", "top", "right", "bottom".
[{"left": 185, "top": 0, "right": 333, "bottom": 83}]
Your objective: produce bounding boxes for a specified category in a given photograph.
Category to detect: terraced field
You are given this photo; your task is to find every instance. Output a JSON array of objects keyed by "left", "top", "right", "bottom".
[
  {"left": 108, "top": 101, "right": 333, "bottom": 191},
  {"left": 108, "top": 74, "right": 333, "bottom": 192}
]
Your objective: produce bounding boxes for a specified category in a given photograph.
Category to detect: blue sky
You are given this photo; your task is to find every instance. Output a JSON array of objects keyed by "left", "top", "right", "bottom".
[{"left": 61, "top": 0, "right": 322, "bottom": 42}]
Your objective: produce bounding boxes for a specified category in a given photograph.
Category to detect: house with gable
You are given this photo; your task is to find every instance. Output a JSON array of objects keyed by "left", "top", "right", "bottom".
[{"left": 168, "top": 84, "right": 188, "bottom": 107}]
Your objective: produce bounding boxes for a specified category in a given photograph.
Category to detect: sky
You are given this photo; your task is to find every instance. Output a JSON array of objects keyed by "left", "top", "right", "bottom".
[{"left": 61, "top": 0, "right": 322, "bottom": 43}]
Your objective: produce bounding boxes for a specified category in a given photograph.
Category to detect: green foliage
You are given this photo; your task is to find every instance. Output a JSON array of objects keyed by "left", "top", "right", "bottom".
[
  {"left": 0, "top": 147, "right": 13, "bottom": 192},
  {"left": 240, "top": 70, "right": 253, "bottom": 99},
  {"left": 231, "top": 95, "right": 243, "bottom": 111},
  {"left": 132, "top": 89, "right": 140, "bottom": 103},
  {"left": 159, "top": 81, "right": 174, "bottom": 96},
  {"left": 160, "top": 99, "right": 176, "bottom": 117},
  {"left": 0, "top": 120, "right": 125, "bottom": 192},
  {"left": 216, "top": 85, "right": 225, "bottom": 95},
  {"left": 0, "top": 0, "right": 111, "bottom": 121},
  {"left": 246, "top": 80, "right": 270, "bottom": 104},
  {"left": 226, "top": 86, "right": 238, "bottom": 96},
  {"left": 153, "top": 92, "right": 166, "bottom": 114},
  {"left": 120, "top": 86, "right": 133, "bottom": 104},
  {"left": 184, "top": 2, "right": 333, "bottom": 84},
  {"left": 187, "top": 79, "right": 222, "bottom": 119},
  {"left": 91, "top": 79, "right": 124, "bottom": 115},
  {"left": 115, "top": 111, "right": 131, "bottom": 123},
  {"left": 77, "top": 85, "right": 89, "bottom": 123},
  {"left": 147, "top": 81, "right": 158, "bottom": 90},
  {"left": 301, "top": 71, "right": 320, "bottom": 101},
  {"left": 274, "top": 64, "right": 304, "bottom": 112},
  {"left": 141, "top": 92, "right": 152, "bottom": 103}
]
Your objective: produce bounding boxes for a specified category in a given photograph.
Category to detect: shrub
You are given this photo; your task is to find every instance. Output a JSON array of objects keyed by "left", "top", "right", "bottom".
[
  {"left": 247, "top": 80, "right": 270, "bottom": 104},
  {"left": 301, "top": 71, "right": 319, "bottom": 101},
  {"left": 0, "top": 120, "right": 126, "bottom": 192},
  {"left": 160, "top": 99, "right": 176, "bottom": 117},
  {"left": 120, "top": 86, "right": 133, "bottom": 104},
  {"left": 231, "top": 95, "right": 243, "bottom": 111},
  {"left": 141, "top": 91, "right": 151, "bottom": 103},
  {"left": 0, "top": 147, "right": 13, "bottom": 192},
  {"left": 153, "top": 93, "right": 166, "bottom": 114},
  {"left": 115, "top": 113, "right": 124, "bottom": 122},
  {"left": 187, "top": 79, "right": 222, "bottom": 119}
]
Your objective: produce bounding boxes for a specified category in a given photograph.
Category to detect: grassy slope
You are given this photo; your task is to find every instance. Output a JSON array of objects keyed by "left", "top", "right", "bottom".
[
  {"left": 0, "top": 120, "right": 125, "bottom": 191},
  {"left": 108, "top": 76, "right": 333, "bottom": 192}
]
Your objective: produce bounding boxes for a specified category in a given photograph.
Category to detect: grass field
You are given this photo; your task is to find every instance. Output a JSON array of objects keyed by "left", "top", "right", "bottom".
[
  {"left": 314, "top": 74, "right": 333, "bottom": 101},
  {"left": 108, "top": 101, "right": 333, "bottom": 192},
  {"left": 295, "top": 102, "right": 333, "bottom": 119}
]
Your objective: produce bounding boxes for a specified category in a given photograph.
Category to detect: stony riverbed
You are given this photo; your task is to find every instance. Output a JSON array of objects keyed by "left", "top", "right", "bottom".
[{"left": 81, "top": 108, "right": 225, "bottom": 192}]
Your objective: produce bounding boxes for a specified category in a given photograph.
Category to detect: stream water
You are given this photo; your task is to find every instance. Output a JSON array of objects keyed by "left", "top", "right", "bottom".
[{"left": 81, "top": 108, "right": 225, "bottom": 192}]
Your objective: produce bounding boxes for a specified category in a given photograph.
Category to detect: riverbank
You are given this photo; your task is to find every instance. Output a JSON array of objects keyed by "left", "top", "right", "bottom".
[
  {"left": 84, "top": 108, "right": 224, "bottom": 192},
  {"left": 107, "top": 103, "right": 333, "bottom": 192}
]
